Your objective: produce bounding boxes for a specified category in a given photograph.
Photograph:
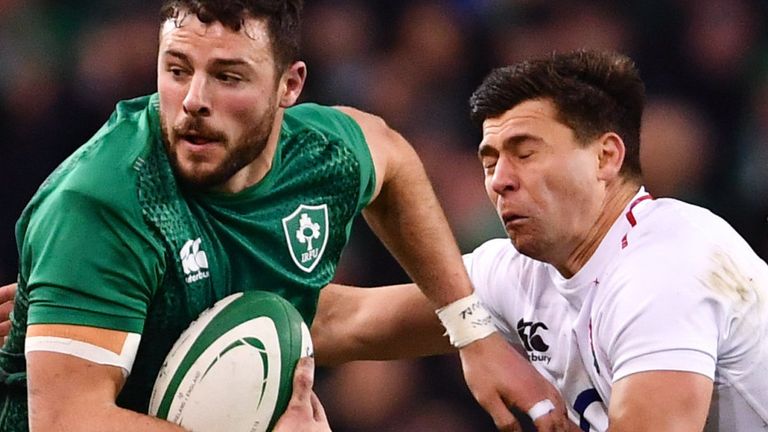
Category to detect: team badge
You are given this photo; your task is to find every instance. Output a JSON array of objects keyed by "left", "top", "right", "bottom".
[{"left": 282, "top": 204, "right": 329, "bottom": 273}]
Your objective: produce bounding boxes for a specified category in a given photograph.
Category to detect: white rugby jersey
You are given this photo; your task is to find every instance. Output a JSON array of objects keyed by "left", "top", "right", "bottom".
[{"left": 465, "top": 188, "right": 768, "bottom": 431}]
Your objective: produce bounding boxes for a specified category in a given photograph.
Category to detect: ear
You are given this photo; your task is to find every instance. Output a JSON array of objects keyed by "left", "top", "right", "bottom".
[
  {"left": 596, "top": 132, "right": 625, "bottom": 181},
  {"left": 278, "top": 61, "right": 307, "bottom": 108}
]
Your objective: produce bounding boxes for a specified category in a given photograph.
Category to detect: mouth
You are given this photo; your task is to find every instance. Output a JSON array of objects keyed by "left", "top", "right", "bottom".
[
  {"left": 177, "top": 132, "right": 223, "bottom": 154},
  {"left": 180, "top": 132, "right": 218, "bottom": 145},
  {"left": 501, "top": 211, "right": 527, "bottom": 229}
]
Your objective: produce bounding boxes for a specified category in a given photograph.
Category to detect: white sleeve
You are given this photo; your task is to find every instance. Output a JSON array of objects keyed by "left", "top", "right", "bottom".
[{"left": 595, "top": 252, "right": 721, "bottom": 383}]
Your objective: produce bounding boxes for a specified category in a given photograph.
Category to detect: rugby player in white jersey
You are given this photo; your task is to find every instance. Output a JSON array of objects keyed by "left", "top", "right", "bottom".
[{"left": 312, "top": 50, "right": 768, "bottom": 431}]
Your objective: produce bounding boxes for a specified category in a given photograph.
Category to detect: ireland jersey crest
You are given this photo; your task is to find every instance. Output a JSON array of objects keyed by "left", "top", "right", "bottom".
[{"left": 282, "top": 204, "right": 329, "bottom": 273}]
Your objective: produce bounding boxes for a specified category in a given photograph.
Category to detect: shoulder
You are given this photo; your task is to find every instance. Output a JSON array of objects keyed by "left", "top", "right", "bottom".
[
  {"left": 283, "top": 103, "right": 371, "bottom": 143},
  {"left": 614, "top": 197, "right": 755, "bottom": 287},
  {"left": 594, "top": 197, "right": 765, "bottom": 330},
  {"left": 631, "top": 198, "right": 736, "bottom": 244},
  {"left": 463, "top": 238, "right": 533, "bottom": 296},
  {"left": 332, "top": 106, "right": 395, "bottom": 139},
  {"left": 21, "top": 95, "right": 159, "bottom": 230},
  {"left": 463, "top": 238, "right": 523, "bottom": 272}
]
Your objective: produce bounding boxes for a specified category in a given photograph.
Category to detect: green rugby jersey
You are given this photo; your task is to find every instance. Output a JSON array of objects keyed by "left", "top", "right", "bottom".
[{"left": 0, "top": 94, "right": 375, "bottom": 429}]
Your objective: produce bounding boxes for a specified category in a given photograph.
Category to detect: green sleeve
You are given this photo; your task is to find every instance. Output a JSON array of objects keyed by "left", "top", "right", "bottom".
[
  {"left": 331, "top": 107, "right": 377, "bottom": 212},
  {"left": 21, "top": 188, "right": 165, "bottom": 334},
  {"left": 288, "top": 103, "right": 377, "bottom": 212}
]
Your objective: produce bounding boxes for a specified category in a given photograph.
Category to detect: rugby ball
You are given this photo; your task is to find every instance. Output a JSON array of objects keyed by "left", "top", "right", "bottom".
[{"left": 148, "top": 291, "right": 313, "bottom": 432}]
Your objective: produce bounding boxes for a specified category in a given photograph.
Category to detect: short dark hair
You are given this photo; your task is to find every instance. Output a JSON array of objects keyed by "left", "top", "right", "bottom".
[
  {"left": 160, "top": 0, "right": 303, "bottom": 71},
  {"left": 470, "top": 50, "right": 645, "bottom": 180}
]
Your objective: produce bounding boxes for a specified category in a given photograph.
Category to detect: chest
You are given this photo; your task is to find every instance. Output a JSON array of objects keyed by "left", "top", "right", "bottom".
[{"left": 498, "top": 274, "right": 610, "bottom": 431}]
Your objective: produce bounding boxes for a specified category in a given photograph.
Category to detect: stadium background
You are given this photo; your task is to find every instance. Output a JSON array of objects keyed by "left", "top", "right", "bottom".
[{"left": 1, "top": 0, "right": 767, "bottom": 430}]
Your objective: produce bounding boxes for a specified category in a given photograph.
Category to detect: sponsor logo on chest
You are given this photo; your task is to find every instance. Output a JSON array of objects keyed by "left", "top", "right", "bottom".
[
  {"left": 517, "top": 318, "right": 552, "bottom": 364},
  {"left": 282, "top": 204, "right": 329, "bottom": 273},
  {"left": 180, "top": 238, "right": 210, "bottom": 283}
]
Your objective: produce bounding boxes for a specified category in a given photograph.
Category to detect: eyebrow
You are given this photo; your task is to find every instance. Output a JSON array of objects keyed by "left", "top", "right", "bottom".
[
  {"left": 162, "top": 49, "right": 251, "bottom": 68},
  {"left": 478, "top": 133, "right": 540, "bottom": 158}
]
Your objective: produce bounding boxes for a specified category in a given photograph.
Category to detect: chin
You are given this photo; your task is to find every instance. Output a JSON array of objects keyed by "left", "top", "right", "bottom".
[
  {"left": 175, "top": 164, "right": 226, "bottom": 189},
  {"left": 509, "top": 236, "right": 543, "bottom": 260}
]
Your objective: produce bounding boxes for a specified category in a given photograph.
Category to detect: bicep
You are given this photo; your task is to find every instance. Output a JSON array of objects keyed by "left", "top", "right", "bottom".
[
  {"left": 312, "top": 283, "right": 451, "bottom": 366},
  {"left": 609, "top": 370, "right": 712, "bottom": 432}
]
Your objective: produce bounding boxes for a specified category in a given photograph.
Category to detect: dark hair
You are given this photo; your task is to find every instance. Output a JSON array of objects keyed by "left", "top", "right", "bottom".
[
  {"left": 470, "top": 50, "right": 645, "bottom": 180},
  {"left": 160, "top": 0, "right": 303, "bottom": 71}
]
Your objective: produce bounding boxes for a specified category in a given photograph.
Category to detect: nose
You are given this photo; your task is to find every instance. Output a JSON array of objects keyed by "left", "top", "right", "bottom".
[
  {"left": 182, "top": 74, "right": 211, "bottom": 117},
  {"left": 489, "top": 156, "right": 519, "bottom": 196}
]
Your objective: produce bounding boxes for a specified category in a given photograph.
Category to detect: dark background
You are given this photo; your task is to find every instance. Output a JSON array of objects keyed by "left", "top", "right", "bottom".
[{"left": 2, "top": 1, "right": 767, "bottom": 430}]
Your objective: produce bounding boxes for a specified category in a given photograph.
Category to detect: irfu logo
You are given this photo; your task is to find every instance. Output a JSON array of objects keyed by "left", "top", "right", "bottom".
[{"left": 282, "top": 204, "right": 329, "bottom": 273}]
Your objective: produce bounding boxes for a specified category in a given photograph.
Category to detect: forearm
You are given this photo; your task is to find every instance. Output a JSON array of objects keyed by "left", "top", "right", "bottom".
[
  {"left": 31, "top": 404, "right": 187, "bottom": 432},
  {"left": 363, "top": 145, "right": 473, "bottom": 307},
  {"left": 27, "top": 350, "right": 186, "bottom": 432},
  {"left": 312, "top": 284, "right": 452, "bottom": 366}
]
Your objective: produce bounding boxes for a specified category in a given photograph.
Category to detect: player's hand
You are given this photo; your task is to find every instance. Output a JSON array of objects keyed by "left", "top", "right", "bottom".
[
  {"left": 0, "top": 282, "right": 16, "bottom": 345},
  {"left": 273, "top": 357, "right": 331, "bottom": 432},
  {"left": 459, "top": 333, "right": 576, "bottom": 432}
]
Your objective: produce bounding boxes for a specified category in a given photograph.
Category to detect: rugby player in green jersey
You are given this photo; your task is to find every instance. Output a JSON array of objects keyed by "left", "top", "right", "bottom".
[{"left": 0, "top": 1, "right": 572, "bottom": 431}]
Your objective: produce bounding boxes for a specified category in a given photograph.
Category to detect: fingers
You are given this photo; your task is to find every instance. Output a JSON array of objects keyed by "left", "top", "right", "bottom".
[
  {"left": 529, "top": 399, "right": 571, "bottom": 432},
  {"left": 0, "top": 283, "right": 16, "bottom": 321},
  {"left": 496, "top": 377, "right": 570, "bottom": 432},
  {"left": 0, "top": 300, "right": 12, "bottom": 324},
  {"left": 482, "top": 396, "right": 522, "bottom": 432},
  {"left": 0, "top": 283, "right": 16, "bottom": 346},
  {"left": 309, "top": 391, "right": 328, "bottom": 423},
  {"left": 0, "top": 283, "right": 17, "bottom": 305},
  {"left": 291, "top": 357, "right": 316, "bottom": 406}
]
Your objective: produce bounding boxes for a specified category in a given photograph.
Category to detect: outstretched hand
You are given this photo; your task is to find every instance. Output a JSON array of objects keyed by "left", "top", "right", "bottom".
[
  {"left": 273, "top": 357, "right": 331, "bottom": 432},
  {"left": 0, "top": 282, "right": 16, "bottom": 346},
  {"left": 459, "top": 333, "right": 579, "bottom": 432}
]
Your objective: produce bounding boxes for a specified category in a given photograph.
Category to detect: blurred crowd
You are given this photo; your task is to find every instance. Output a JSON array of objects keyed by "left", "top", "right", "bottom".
[{"left": 1, "top": 0, "right": 767, "bottom": 430}]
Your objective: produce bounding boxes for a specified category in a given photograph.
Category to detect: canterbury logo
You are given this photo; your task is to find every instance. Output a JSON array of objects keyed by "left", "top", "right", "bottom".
[
  {"left": 180, "top": 238, "right": 210, "bottom": 283},
  {"left": 517, "top": 318, "right": 552, "bottom": 364}
]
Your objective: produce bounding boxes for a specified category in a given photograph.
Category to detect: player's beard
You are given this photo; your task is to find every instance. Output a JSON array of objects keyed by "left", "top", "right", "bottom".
[{"left": 160, "top": 103, "right": 277, "bottom": 190}]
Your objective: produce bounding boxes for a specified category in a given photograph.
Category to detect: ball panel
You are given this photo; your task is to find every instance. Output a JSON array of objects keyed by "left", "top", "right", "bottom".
[
  {"left": 169, "top": 318, "right": 282, "bottom": 431},
  {"left": 149, "top": 291, "right": 312, "bottom": 432}
]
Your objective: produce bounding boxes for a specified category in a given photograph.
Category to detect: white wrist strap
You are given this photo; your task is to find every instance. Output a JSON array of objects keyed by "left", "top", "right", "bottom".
[{"left": 436, "top": 293, "right": 497, "bottom": 348}]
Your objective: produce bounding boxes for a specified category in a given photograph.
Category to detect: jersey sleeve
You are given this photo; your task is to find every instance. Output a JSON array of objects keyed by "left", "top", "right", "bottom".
[
  {"left": 20, "top": 187, "right": 165, "bottom": 334},
  {"left": 595, "top": 248, "right": 721, "bottom": 383},
  {"left": 287, "top": 103, "right": 376, "bottom": 213}
]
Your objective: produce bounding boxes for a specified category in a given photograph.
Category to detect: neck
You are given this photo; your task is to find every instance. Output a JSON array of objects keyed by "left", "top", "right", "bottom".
[
  {"left": 216, "top": 109, "right": 285, "bottom": 194},
  {"left": 557, "top": 181, "right": 640, "bottom": 277}
]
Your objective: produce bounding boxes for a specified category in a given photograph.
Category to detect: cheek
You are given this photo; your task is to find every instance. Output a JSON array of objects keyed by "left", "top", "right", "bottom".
[
  {"left": 543, "top": 157, "right": 599, "bottom": 217},
  {"left": 157, "top": 80, "right": 184, "bottom": 115},
  {"left": 484, "top": 177, "right": 495, "bottom": 202},
  {"left": 223, "top": 90, "right": 273, "bottom": 125}
]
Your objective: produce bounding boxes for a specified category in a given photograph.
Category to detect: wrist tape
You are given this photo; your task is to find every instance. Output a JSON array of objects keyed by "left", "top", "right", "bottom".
[{"left": 436, "top": 293, "right": 497, "bottom": 348}]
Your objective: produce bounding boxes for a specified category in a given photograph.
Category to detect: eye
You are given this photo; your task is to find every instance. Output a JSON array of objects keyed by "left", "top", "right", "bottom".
[
  {"left": 517, "top": 146, "right": 536, "bottom": 160},
  {"left": 217, "top": 73, "right": 243, "bottom": 84},
  {"left": 167, "top": 66, "right": 188, "bottom": 78},
  {"left": 481, "top": 157, "right": 497, "bottom": 174}
]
